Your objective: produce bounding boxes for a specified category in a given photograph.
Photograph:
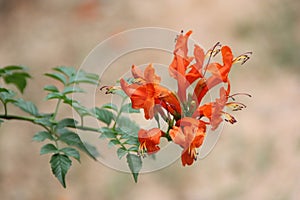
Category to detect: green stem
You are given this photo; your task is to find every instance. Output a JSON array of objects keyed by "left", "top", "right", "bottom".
[
  {"left": 52, "top": 99, "right": 61, "bottom": 120},
  {"left": 0, "top": 114, "right": 101, "bottom": 133},
  {"left": 0, "top": 99, "right": 7, "bottom": 116},
  {"left": 112, "top": 97, "right": 127, "bottom": 130}
]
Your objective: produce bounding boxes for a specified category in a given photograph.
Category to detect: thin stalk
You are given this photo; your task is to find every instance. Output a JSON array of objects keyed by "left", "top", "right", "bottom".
[{"left": 52, "top": 99, "right": 61, "bottom": 120}]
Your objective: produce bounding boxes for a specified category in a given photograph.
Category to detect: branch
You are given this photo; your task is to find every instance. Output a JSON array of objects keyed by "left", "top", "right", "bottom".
[{"left": 0, "top": 114, "right": 101, "bottom": 133}]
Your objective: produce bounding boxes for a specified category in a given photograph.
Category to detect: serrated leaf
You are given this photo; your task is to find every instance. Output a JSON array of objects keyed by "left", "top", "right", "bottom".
[
  {"left": 101, "top": 103, "right": 118, "bottom": 112},
  {"left": 63, "top": 99, "right": 93, "bottom": 117},
  {"left": 69, "top": 69, "right": 99, "bottom": 85},
  {"left": 34, "top": 116, "right": 54, "bottom": 127},
  {"left": 93, "top": 107, "right": 115, "bottom": 125},
  {"left": 40, "top": 143, "right": 58, "bottom": 155},
  {"left": 117, "top": 116, "right": 140, "bottom": 136},
  {"left": 126, "top": 153, "right": 142, "bottom": 183},
  {"left": 62, "top": 86, "right": 85, "bottom": 95},
  {"left": 54, "top": 66, "right": 76, "bottom": 78},
  {"left": 14, "top": 98, "right": 39, "bottom": 116},
  {"left": 117, "top": 147, "right": 128, "bottom": 159},
  {"left": 56, "top": 118, "right": 78, "bottom": 129},
  {"left": 108, "top": 139, "right": 121, "bottom": 147},
  {"left": 59, "top": 131, "right": 96, "bottom": 160},
  {"left": 3, "top": 72, "right": 31, "bottom": 93},
  {"left": 99, "top": 127, "right": 117, "bottom": 139},
  {"left": 44, "top": 85, "right": 59, "bottom": 92},
  {"left": 60, "top": 147, "right": 80, "bottom": 163},
  {"left": 45, "top": 73, "right": 67, "bottom": 85},
  {"left": 50, "top": 153, "right": 72, "bottom": 188},
  {"left": 121, "top": 103, "right": 140, "bottom": 113},
  {"left": 32, "top": 131, "right": 54, "bottom": 142}
]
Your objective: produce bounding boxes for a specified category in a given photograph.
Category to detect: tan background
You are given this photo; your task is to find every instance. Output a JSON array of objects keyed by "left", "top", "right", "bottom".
[{"left": 0, "top": 0, "right": 300, "bottom": 199}]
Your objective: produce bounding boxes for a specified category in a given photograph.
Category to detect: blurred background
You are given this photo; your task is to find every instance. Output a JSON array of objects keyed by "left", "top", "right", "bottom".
[{"left": 0, "top": 0, "right": 300, "bottom": 199}]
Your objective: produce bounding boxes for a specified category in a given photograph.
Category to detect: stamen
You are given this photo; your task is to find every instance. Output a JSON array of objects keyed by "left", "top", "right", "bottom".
[
  {"left": 228, "top": 93, "right": 252, "bottom": 101},
  {"left": 233, "top": 52, "right": 252, "bottom": 65},
  {"left": 100, "top": 85, "right": 121, "bottom": 94},
  {"left": 203, "top": 42, "right": 222, "bottom": 77},
  {"left": 226, "top": 102, "right": 247, "bottom": 111},
  {"left": 222, "top": 112, "right": 237, "bottom": 124}
]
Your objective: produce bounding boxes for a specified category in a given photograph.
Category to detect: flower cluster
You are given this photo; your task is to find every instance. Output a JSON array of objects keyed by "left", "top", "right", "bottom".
[{"left": 119, "top": 30, "right": 251, "bottom": 166}]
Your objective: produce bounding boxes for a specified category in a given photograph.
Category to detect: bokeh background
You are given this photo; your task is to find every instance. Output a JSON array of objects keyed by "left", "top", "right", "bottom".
[{"left": 1, "top": 0, "right": 300, "bottom": 199}]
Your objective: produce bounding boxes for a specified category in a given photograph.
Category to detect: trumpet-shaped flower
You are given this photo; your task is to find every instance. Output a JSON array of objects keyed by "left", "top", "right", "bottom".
[{"left": 169, "top": 117, "right": 206, "bottom": 166}]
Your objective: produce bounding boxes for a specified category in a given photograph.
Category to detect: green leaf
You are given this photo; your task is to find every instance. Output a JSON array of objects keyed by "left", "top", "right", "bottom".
[
  {"left": 32, "top": 131, "right": 54, "bottom": 142},
  {"left": 14, "top": 98, "right": 39, "bottom": 116},
  {"left": 99, "top": 127, "right": 117, "bottom": 139},
  {"left": 34, "top": 116, "right": 55, "bottom": 127},
  {"left": 83, "top": 142, "right": 100, "bottom": 158},
  {"left": 93, "top": 107, "right": 115, "bottom": 126},
  {"left": 108, "top": 139, "right": 121, "bottom": 147},
  {"left": 0, "top": 88, "right": 9, "bottom": 93},
  {"left": 59, "top": 131, "right": 96, "bottom": 160},
  {"left": 101, "top": 103, "right": 118, "bottom": 112},
  {"left": 44, "top": 85, "right": 59, "bottom": 92},
  {"left": 117, "top": 116, "right": 140, "bottom": 136},
  {"left": 53, "top": 66, "right": 76, "bottom": 78},
  {"left": 1, "top": 66, "right": 31, "bottom": 93},
  {"left": 0, "top": 119, "right": 4, "bottom": 126},
  {"left": 45, "top": 73, "right": 67, "bottom": 85},
  {"left": 50, "top": 153, "right": 72, "bottom": 188},
  {"left": 126, "top": 153, "right": 142, "bottom": 183},
  {"left": 56, "top": 118, "right": 78, "bottom": 129},
  {"left": 45, "top": 92, "right": 64, "bottom": 100},
  {"left": 128, "top": 146, "right": 139, "bottom": 152},
  {"left": 3, "top": 72, "right": 31, "bottom": 93},
  {"left": 69, "top": 69, "right": 99, "bottom": 85},
  {"left": 121, "top": 103, "right": 140, "bottom": 113},
  {"left": 113, "top": 90, "right": 127, "bottom": 98},
  {"left": 0, "top": 89, "right": 16, "bottom": 103},
  {"left": 63, "top": 99, "right": 93, "bottom": 117},
  {"left": 1, "top": 65, "right": 24, "bottom": 72},
  {"left": 123, "top": 136, "right": 139, "bottom": 145},
  {"left": 62, "top": 86, "right": 85, "bottom": 95},
  {"left": 40, "top": 143, "right": 58, "bottom": 155},
  {"left": 117, "top": 147, "right": 128, "bottom": 159},
  {"left": 60, "top": 147, "right": 80, "bottom": 163}
]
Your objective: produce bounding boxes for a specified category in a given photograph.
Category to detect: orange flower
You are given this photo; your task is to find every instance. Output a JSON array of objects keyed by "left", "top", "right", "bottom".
[
  {"left": 169, "top": 31, "right": 205, "bottom": 103},
  {"left": 120, "top": 64, "right": 181, "bottom": 119},
  {"left": 192, "top": 87, "right": 248, "bottom": 130},
  {"left": 169, "top": 117, "right": 206, "bottom": 166},
  {"left": 138, "top": 128, "right": 162, "bottom": 155},
  {"left": 193, "top": 87, "right": 229, "bottom": 130},
  {"left": 193, "top": 45, "right": 234, "bottom": 105}
]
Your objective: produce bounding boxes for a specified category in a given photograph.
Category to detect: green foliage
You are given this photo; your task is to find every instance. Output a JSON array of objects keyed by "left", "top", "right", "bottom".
[
  {"left": 126, "top": 153, "right": 142, "bottom": 183},
  {"left": 0, "top": 65, "right": 143, "bottom": 187},
  {"left": 0, "top": 65, "right": 31, "bottom": 93},
  {"left": 58, "top": 130, "right": 96, "bottom": 160},
  {"left": 93, "top": 107, "right": 115, "bottom": 126},
  {"left": 32, "top": 131, "right": 54, "bottom": 142},
  {"left": 40, "top": 143, "right": 58, "bottom": 155},
  {"left": 50, "top": 153, "right": 72, "bottom": 188},
  {"left": 14, "top": 99, "right": 39, "bottom": 116},
  {"left": 60, "top": 147, "right": 80, "bottom": 163}
]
